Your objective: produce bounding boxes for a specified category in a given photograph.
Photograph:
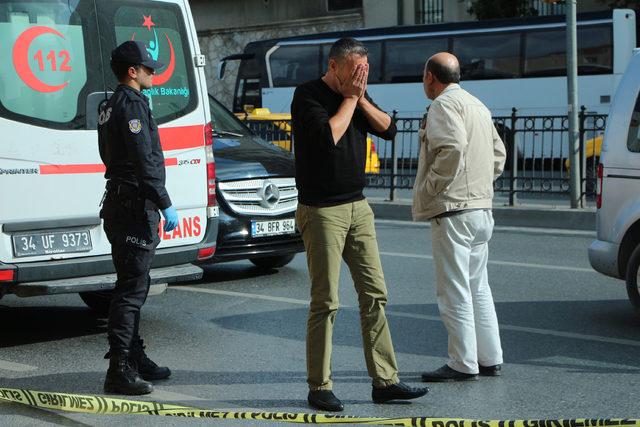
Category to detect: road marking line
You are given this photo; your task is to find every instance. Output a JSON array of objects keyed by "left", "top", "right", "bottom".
[
  {"left": 375, "top": 219, "right": 596, "bottom": 237},
  {"left": 383, "top": 310, "right": 640, "bottom": 348},
  {"left": 175, "top": 286, "right": 310, "bottom": 305},
  {"left": 530, "top": 356, "right": 640, "bottom": 370},
  {"left": 379, "top": 251, "right": 594, "bottom": 273},
  {"left": 0, "top": 359, "right": 38, "bottom": 372},
  {"left": 174, "top": 287, "right": 640, "bottom": 348}
]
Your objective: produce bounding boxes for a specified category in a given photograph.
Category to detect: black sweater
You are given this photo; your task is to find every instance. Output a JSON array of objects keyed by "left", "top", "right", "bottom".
[{"left": 291, "top": 79, "right": 397, "bottom": 207}]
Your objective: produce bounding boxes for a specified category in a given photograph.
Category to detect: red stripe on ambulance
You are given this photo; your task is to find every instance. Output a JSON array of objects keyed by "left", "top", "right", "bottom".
[
  {"left": 159, "top": 124, "right": 204, "bottom": 151},
  {"left": 39, "top": 158, "right": 178, "bottom": 174}
]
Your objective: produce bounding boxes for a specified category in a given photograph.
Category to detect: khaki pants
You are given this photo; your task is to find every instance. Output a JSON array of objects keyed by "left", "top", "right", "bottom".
[
  {"left": 431, "top": 209, "right": 503, "bottom": 374},
  {"left": 296, "top": 199, "right": 399, "bottom": 391}
]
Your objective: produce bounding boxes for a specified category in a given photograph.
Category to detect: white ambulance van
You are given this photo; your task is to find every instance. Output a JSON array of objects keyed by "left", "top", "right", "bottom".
[{"left": 0, "top": 0, "right": 218, "bottom": 313}]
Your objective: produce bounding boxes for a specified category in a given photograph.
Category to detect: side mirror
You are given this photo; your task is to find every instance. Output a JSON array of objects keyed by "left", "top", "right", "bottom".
[{"left": 217, "top": 61, "right": 226, "bottom": 80}]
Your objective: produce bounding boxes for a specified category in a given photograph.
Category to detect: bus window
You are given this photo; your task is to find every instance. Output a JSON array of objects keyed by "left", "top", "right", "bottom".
[
  {"left": 453, "top": 33, "right": 521, "bottom": 80},
  {"left": 320, "top": 41, "right": 381, "bottom": 83},
  {"left": 270, "top": 45, "right": 320, "bottom": 87},
  {"left": 577, "top": 25, "right": 612, "bottom": 74},
  {"left": 234, "top": 45, "right": 263, "bottom": 111},
  {"left": 235, "top": 77, "right": 261, "bottom": 111},
  {"left": 525, "top": 25, "right": 613, "bottom": 77},
  {"left": 321, "top": 43, "right": 332, "bottom": 71},
  {"left": 362, "top": 41, "right": 382, "bottom": 83},
  {"left": 524, "top": 29, "right": 565, "bottom": 77},
  {"left": 384, "top": 37, "right": 447, "bottom": 83}
]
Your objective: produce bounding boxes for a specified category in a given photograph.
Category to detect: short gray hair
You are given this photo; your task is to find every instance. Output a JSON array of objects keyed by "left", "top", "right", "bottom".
[{"left": 328, "top": 37, "right": 368, "bottom": 62}]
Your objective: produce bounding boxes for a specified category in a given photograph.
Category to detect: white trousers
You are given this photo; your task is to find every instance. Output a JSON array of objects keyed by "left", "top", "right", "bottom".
[{"left": 431, "top": 209, "right": 503, "bottom": 374}]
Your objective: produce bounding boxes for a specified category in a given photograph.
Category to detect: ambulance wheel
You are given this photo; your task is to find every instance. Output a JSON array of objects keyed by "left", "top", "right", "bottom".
[
  {"left": 625, "top": 245, "right": 640, "bottom": 311},
  {"left": 80, "top": 290, "right": 113, "bottom": 317},
  {"left": 250, "top": 254, "right": 295, "bottom": 269}
]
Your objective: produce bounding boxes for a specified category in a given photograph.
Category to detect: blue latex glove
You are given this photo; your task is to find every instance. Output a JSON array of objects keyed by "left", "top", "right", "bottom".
[{"left": 161, "top": 205, "right": 179, "bottom": 232}]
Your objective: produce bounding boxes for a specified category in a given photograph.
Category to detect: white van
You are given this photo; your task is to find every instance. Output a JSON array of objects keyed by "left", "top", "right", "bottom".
[
  {"left": 0, "top": 0, "right": 218, "bottom": 312},
  {"left": 589, "top": 49, "right": 640, "bottom": 310}
]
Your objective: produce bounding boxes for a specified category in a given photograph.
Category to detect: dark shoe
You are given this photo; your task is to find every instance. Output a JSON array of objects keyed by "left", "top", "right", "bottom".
[
  {"left": 307, "top": 390, "right": 344, "bottom": 412},
  {"left": 104, "top": 349, "right": 153, "bottom": 395},
  {"left": 131, "top": 338, "right": 171, "bottom": 381},
  {"left": 421, "top": 365, "right": 478, "bottom": 382},
  {"left": 479, "top": 364, "right": 502, "bottom": 377},
  {"left": 372, "top": 382, "right": 429, "bottom": 404}
]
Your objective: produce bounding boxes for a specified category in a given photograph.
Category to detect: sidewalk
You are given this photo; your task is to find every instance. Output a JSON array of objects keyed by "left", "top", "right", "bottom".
[{"left": 365, "top": 189, "right": 596, "bottom": 231}]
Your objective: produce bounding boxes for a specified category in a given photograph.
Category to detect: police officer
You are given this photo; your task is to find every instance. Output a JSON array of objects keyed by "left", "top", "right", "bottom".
[{"left": 98, "top": 40, "right": 179, "bottom": 395}]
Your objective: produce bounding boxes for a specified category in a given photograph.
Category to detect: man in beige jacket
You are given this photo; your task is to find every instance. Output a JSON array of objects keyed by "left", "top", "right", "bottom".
[{"left": 413, "top": 52, "right": 507, "bottom": 382}]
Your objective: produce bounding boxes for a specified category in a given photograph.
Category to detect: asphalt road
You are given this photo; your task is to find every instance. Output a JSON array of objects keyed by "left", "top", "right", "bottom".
[{"left": 1, "top": 219, "right": 639, "bottom": 426}]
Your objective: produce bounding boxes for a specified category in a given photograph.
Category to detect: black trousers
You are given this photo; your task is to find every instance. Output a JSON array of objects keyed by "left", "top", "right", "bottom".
[{"left": 102, "top": 197, "right": 160, "bottom": 351}]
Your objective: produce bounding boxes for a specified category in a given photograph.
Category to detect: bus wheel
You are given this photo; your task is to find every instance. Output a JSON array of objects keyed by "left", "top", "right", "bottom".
[
  {"left": 625, "top": 245, "right": 640, "bottom": 311},
  {"left": 79, "top": 290, "right": 113, "bottom": 317},
  {"left": 250, "top": 254, "right": 296, "bottom": 269}
]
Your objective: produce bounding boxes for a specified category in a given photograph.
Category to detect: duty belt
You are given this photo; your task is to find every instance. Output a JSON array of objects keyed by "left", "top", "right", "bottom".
[
  {"left": 104, "top": 181, "right": 158, "bottom": 211},
  {"left": 106, "top": 181, "right": 139, "bottom": 198}
]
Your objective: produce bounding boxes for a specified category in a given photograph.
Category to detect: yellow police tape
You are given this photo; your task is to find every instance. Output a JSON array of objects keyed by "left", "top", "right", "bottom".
[{"left": 0, "top": 387, "right": 638, "bottom": 426}]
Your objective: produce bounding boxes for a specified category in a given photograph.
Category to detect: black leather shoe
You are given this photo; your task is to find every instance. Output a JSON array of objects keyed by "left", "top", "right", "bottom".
[
  {"left": 479, "top": 364, "right": 501, "bottom": 376},
  {"left": 307, "top": 390, "right": 344, "bottom": 412},
  {"left": 131, "top": 338, "right": 171, "bottom": 381},
  {"left": 421, "top": 365, "right": 478, "bottom": 382},
  {"left": 372, "top": 382, "right": 429, "bottom": 404}
]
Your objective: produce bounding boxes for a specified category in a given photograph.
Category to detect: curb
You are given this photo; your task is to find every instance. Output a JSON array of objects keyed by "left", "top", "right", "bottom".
[{"left": 369, "top": 200, "right": 596, "bottom": 231}]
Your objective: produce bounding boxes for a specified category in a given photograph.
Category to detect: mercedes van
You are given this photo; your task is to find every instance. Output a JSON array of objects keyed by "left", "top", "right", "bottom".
[
  {"left": 589, "top": 49, "right": 640, "bottom": 311},
  {"left": 0, "top": 0, "right": 218, "bottom": 313}
]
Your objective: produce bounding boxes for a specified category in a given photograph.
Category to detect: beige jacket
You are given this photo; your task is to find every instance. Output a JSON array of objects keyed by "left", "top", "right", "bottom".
[{"left": 412, "top": 84, "right": 506, "bottom": 221}]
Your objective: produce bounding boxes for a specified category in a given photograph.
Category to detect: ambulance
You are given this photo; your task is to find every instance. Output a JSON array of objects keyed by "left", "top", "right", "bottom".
[{"left": 0, "top": 0, "right": 218, "bottom": 313}]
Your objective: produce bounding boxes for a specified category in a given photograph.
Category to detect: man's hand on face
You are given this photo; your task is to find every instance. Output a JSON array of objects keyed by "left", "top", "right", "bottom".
[
  {"left": 357, "top": 63, "right": 369, "bottom": 103},
  {"left": 339, "top": 64, "right": 368, "bottom": 100}
]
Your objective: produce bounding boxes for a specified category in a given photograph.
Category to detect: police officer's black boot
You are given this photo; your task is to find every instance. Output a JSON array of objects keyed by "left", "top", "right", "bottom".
[
  {"left": 104, "top": 349, "right": 153, "bottom": 395},
  {"left": 131, "top": 337, "right": 171, "bottom": 381}
]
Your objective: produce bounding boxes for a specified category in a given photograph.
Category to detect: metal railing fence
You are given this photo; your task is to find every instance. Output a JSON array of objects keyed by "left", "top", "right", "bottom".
[{"left": 238, "top": 107, "right": 606, "bottom": 207}]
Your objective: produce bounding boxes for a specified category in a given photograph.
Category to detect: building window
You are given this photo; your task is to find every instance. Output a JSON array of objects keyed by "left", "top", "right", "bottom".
[
  {"left": 531, "top": 0, "right": 565, "bottom": 16},
  {"left": 417, "top": 0, "right": 443, "bottom": 24},
  {"left": 327, "top": 0, "right": 362, "bottom": 12}
]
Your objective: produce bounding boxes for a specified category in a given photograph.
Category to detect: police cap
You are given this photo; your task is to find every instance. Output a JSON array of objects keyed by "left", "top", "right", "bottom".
[{"left": 111, "top": 40, "right": 164, "bottom": 71}]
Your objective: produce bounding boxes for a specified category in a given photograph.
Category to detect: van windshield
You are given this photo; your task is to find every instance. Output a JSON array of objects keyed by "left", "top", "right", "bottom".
[{"left": 208, "top": 95, "right": 249, "bottom": 136}]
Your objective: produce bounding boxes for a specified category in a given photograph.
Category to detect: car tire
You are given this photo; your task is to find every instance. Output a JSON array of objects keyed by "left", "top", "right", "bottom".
[
  {"left": 79, "top": 290, "right": 113, "bottom": 317},
  {"left": 250, "top": 254, "right": 296, "bottom": 269},
  {"left": 625, "top": 245, "right": 640, "bottom": 311}
]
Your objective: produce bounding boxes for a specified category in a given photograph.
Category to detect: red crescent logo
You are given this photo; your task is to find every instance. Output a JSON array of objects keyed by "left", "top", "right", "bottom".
[
  {"left": 131, "top": 33, "right": 175, "bottom": 86},
  {"left": 12, "top": 26, "right": 68, "bottom": 93},
  {"left": 152, "top": 34, "right": 175, "bottom": 86}
]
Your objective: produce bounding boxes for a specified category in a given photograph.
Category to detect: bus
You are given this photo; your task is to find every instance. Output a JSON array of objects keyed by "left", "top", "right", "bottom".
[{"left": 220, "top": 9, "right": 636, "bottom": 118}]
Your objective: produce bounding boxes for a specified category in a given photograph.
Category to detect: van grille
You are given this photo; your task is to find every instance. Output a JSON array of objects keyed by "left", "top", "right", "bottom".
[{"left": 218, "top": 178, "right": 298, "bottom": 216}]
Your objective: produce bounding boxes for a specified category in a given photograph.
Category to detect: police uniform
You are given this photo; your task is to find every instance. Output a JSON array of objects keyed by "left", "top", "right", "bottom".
[{"left": 98, "top": 41, "right": 171, "bottom": 395}]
